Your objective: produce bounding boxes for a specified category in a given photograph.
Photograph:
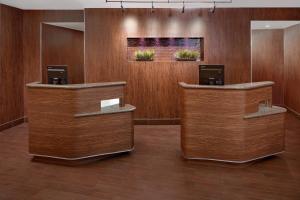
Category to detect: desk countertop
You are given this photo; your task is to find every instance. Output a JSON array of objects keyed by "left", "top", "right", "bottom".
[
  {"left": 74, "top": 104, "right": 136, "bottom": 118},
  {"left": 27, "top": 81, "right": 126, "bottom": 90},
  {"left": 244, "top": 105, "right": 287, "bottom": 119},
  {"left": 179, "top": 81, "right": 274, "bottom": 90}
]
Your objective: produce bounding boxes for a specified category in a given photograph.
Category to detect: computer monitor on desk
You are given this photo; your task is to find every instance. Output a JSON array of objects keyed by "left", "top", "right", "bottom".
[
  {"left": 199, "top": 65, "right": 224, "bottom": 85},
  {"left": 47, "top": 65, "right": 68, "bottom": 85}
]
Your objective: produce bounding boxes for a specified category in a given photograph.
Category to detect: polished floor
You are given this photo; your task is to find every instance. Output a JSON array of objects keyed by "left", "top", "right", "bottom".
[{"left": 0, "top": 113, "right": 299, "bottom": 200}]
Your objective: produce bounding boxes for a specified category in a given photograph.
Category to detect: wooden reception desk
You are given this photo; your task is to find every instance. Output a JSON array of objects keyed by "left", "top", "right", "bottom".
[
  {"left": 179, "top": 81, "right": 286, "bottom": 163},
  {"left": 27, "top": 82, "right": 135, "bottom": 164}
]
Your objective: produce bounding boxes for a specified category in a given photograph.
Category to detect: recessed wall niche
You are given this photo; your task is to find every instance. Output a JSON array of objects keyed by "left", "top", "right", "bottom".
[{"left": 127, "top": 37, "right": 204, "bottom": 62}]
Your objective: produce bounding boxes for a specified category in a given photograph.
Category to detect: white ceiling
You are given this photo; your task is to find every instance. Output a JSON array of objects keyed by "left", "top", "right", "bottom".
[
  {"left": 43, "top": 20, "right": 300, "bottom": 31},
  {"left": 45, "top": 22, "right": 84, "bottom": 31},
  {"left": 251, "top": 21, "right": 300, "bottom": 30},
  {"left": 1, "top": 0, "right": 300, "bottom": 10}
]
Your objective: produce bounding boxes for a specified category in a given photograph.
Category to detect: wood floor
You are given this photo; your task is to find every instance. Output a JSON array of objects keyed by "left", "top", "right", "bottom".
[{"left": 0, "top": 113, "right": 299, "bottom": 200}]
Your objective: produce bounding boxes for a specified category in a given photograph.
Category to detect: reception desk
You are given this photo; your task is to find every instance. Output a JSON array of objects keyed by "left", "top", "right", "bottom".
[
  {"left": 27, "top": 82, "right": 135, "bottom": 164},
  {"left": 179, "top": 81, "right": 286, "bottom": 163}
]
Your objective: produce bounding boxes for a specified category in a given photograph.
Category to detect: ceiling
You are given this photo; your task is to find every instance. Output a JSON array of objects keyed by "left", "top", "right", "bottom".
[
  {"left": 1, "top": 0, "right": 300, "bottom": 10},
  {"left": 45, "top": 22, "right": 84, "bottom": 31},
  {"left": 251, "top": 21, "right": 300, "bottom": 30}
]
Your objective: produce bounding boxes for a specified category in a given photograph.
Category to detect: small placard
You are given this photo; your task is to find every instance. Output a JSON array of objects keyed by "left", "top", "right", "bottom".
[{"left": 101, "top": 98, "right": 120, "bottom": 108}]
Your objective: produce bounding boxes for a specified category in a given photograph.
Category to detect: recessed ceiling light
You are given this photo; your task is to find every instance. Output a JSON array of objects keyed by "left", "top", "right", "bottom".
[{"left": 265, "top": 25, "right": 271, "bottom": 28}]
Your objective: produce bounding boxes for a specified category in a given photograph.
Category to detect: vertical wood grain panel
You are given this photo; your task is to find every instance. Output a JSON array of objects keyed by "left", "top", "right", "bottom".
[
  {"left": 205, "top": 9, "right": 251, "bottom": 83},
  {"left": 251, "top": 29, "right": 284, "bottom": 106},
  {"left": 0, "top": 4, "right": 24, "bottom": 127},
  {"left": 284, "top": 24, "right": 300, "bottom": 114},
  {"left": 85, "top": 8, "right": 251, "bottom": 119},
  {"left": 41, "top": 23, "right": 84, "bottom": 84},
  {"left": 250, "top": 9, "right": 300, "bottom": 114},
  {"left": 22, "top": 10, "right": 84, "bottom": 115},
  {"left": 15, "top": 8, "right": 300, "bottom": 122},
  {"left": 251, "top": 8, "right": 300, "bottom": 21},
  {"left": 23, "top": 10, "right": 84, "bottom": 84}
]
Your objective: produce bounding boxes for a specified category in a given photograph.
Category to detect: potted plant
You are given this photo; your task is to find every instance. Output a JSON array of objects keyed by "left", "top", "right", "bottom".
[
  {"left": 174, "top": 49, "right": 200, "bottom": 61},
  {"left": 134, "top": 49, "right": 155, "bottom": 61}
]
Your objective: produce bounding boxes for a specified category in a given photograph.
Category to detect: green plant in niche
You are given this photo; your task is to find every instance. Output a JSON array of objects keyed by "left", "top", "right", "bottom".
[
  {"left": 174, "top": 49, "right": 200, "bottom": 61},
  {"left": 134, "top": 49, "right": 155, "bottom": 61}
]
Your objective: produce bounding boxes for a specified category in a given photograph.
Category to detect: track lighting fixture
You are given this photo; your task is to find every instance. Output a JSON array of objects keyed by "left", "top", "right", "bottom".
[
  {"left": 107, "top": 0, "right": 232, "bottom": 4},
  {"left": 106, "top": 0, "right": 231, "bottom": 13},
  {"left": 121, "top": 1, "right": 125, "bottom": 12},
  {"left": 151, "top": 1, "right": 155, "bottom": 13},
  {"left": 209, "top": 1, "right": 216, "bottom": 13}
]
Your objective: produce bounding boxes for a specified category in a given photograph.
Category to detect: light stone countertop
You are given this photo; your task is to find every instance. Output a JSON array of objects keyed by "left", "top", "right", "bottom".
[
  {"left": 74, "top": 104, "right": 136, "bottom": 118},
  {"left": 244, "top": 105, "right": 287, "bottom": 119},
  {"left": 179, "top": 81, "right": 274, "bottom": 90},
  {"left": 27, "top": 81, "right": 126, "bottom": 89}
]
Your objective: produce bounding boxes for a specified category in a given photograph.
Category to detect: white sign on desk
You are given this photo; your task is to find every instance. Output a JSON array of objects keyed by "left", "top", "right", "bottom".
[{"left": 100, "top": 98, "right": 120, "bottom": 108}]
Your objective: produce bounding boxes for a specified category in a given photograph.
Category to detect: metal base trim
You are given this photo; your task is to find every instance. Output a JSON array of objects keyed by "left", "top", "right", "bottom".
[
  {"left": 30, "top": 147, "right": 134, "bottom": 161},
  {"left": 183, "top": 151, "right": 284, "bottom": 164}
]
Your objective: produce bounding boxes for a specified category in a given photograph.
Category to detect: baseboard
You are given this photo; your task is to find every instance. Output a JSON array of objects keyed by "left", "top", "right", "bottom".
[
  {"left": 0, "top": 117, "right": 25, "bottom": 132},
  {"left": 23, "top": 117, "right": 180, "bottom": 125},
  {"left": 134, "top": 118, "right": 180, "bottom": 125},
  {"left": 285, "top": 106, "right": 300, "bottom": 118}
]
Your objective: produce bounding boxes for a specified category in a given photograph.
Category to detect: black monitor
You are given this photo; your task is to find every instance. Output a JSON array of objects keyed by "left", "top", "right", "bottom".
[
  {"left": 199, "top": 65, "right": 224, "bottom": 85},
  {"left": 47, "top": 65, "right": 68, "bottom": 85}
]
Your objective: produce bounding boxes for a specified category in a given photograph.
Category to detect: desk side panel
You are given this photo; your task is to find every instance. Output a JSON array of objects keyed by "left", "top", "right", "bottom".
[
  {"left": 242, "top": 113, "right": 285, "bottom": 160},
  {"left": 76, "top": 86, "right": 125, "bottom": 114},
  {"left": 73, "top": 112, "right": 134, "bottom": 158},
  {"left": 27, "top": 88, "right": 78, "bottom": 157},
  {"left": 180, "top": 88, "right": 246, "bottom": 161},
  {"left": 28, "top": 87, "right": 133, "bottom": 159},
  {"left": 245, "top": 86, "right": 273, "bottom": 114}
]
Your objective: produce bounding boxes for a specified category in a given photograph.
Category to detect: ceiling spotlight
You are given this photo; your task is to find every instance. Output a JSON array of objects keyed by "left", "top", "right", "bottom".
[
  {"left": 182, "top": 1, "right": 185, "bottom": 13},
  {"left": 151, "top": 1, "right": 155, "bottom": 13},
  {"left": 265, "top": 24, "right": 271, "bottom": 28},
  {"left": 121, "top": 1, "right": 124, "bottom": 12},
  {"left": 209, "top": 1, "right": 216, "bottom": 13}
]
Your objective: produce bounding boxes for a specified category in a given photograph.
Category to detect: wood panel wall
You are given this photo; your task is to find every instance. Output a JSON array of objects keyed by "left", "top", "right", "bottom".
[
  {"left": 251, "top": 29, "right": 284, "bottom": 106},
  {"left": 85, "top": 8, "right": 300, "bottom": 121},
  {"left": 41, "top": 24, "right": 84, "bottom": 84},
  {"left": 251, "top": 8, "right": 300, "bottom": 115},
  {"left": 0, "top": 4, "right": 24, "bottom": 130},
  {"left": 85, "top": 8, "right": 252, "bottom": 120},
  {"left": 1, "top": 6, "right": 300, "bottom": 124},
  {"left": 284, "top": 24, "right": 300, "bottom": 114},
  {"left": 22, "top": 10, "right": 84, "bottom": 115},
  {"left": 251, "top": 24, "right": 300, "bottom": 115}
]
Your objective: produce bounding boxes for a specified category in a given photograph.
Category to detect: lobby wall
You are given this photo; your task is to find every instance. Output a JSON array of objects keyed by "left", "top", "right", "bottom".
[
  {"left": 251, "top": 29, "right": 284, "bottom": 106},
  {"left": 41, "top": 23, "right": 84, "bottom": 84},
  {"left": 85, "top": 8, "right": 300, "bottom": 121},
  {"left": 22, "top": 10, "right": 84, "bottom": 115},
  {"left": 252, "top": 24, "right": 300, "bottom": 115},
  {"left": 1, "top": 4, "right": 300, "bottom": 126},
  {"left": 85, "top": 8, "right": 252, "bottom": 121},
  {"left": 284, "top": 24, "right": 300, "bottom": 114},
  {"left": 0, "top": 4, "right": 23, "bottom": 130}
]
